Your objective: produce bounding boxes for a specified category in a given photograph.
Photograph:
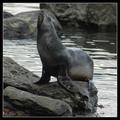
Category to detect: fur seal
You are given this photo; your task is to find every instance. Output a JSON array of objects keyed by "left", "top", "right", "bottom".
[{"left": 35, "top": 11, "right": 93, "bottom": 95}]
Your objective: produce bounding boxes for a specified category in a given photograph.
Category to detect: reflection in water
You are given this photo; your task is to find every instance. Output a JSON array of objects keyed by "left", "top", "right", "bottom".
[{"left": 3, "top": 31, "right": 117, "bottom": 117}]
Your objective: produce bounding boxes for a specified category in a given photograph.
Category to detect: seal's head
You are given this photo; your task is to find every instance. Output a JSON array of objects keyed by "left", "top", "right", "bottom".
[
  {"left": 37, "top": 11, "right": 52, "bottom": 30},
  {"left": 38, "top": 10, "right": 62, "bottom": 35}
]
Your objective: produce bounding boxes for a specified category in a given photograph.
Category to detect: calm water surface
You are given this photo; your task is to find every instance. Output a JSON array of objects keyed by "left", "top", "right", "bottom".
[{"left": 3, "top": 31, "right": 117, "bottom": 117}]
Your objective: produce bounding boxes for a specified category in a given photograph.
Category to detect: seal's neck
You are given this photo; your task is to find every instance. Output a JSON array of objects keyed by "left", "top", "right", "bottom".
[{"left": 37, "top": 14, "right": 66, "bottom": 54}]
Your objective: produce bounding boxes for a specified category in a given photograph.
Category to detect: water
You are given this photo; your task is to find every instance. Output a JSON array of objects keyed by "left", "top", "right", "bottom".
[
  {"left": 3, "top": 31, "right": 117, "bottom": 117},
  {"left": 3, "top": 3, "right": 39, "bottom": 15}
]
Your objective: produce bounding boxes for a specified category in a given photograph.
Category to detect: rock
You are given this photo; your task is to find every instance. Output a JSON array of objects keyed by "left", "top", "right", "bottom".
[
  {"left": 3, "top": 10, "right": 62, "bottom": 40},
  {"left": 3, "top": 11, "right": 14, "bottom": 18},
  {"left": 3, "top": 57, "right": 39, "bottom": 86},
  {"left": 4, "top": 100, "right": 32, "bottom": 116},
  {"left": 4, "top": 86, "right": 72, "bottom": 116},
  {"left": 3, "top": 106, "right": 32, "bottom": 116},
  {"left": 4, "top": 17, "right": 33, "bottom": 39},
  {"left": 40, "top": 3, "right": 116, "bottom": 32},
  {"left": 14, "top": 11, "right": 40, "bottom": 39},
  {"left": 3, "top": 57, "right": 98, "bottom": 116},
  {"left": 16, "top": 10, "right": 62, "bottom": 33}
]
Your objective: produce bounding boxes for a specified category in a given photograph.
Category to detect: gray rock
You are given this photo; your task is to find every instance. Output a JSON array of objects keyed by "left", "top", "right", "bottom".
[
  {"left": 3, "top": 11, "right": 14, "bottom": 18},
  {"left": 3, "top": 57, "right": 98, "bottom": 116},
  {"left": 3, "top": 10, "right": 62, "bottom": 40},
  {"left": 4, "top": 17, "right": 33, "bottom": 39},
  {"left": 40, "top": 3, "right": 116, "bottom": 32},
  {"left": 4, "top": 86, "right": 72, "bottom": 116},
  {"left": 3, "top": 57, "right": 39, "bottom": 87}
]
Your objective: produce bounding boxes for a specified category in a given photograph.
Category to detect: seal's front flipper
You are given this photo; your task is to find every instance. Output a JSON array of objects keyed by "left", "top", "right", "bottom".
[
  {"left": 34, "top": 66, "right": 51, "bottom": 85},
  {"left": 34, "top": 78, "right": 50, "bottom": 85},
  {"left": 57, "top": 76, "right": 80, "bottom": 95},
  {"left": 34, "top": 74, "right": 50, "bottom": 85}
]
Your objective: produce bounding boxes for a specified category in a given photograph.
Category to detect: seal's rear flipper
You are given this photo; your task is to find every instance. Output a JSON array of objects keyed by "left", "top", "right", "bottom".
[{"left": 57, "top": 76, "right": 80, "bottom": 95}]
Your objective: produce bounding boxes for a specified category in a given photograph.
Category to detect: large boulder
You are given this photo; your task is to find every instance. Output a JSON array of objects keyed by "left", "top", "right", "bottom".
[
  {"left": 3, "top": 11, "right": 14, "bottom": 18},
  {"left": 3, "top": 10, "right": 62, "bottom": 40},
  {"left": 4, "top": 17, "right": 33, "bottom": 39},
  {"left": 4, "top": 86, "right": 72, "bottom": 116},
  {"left": 3, "top": 57, "right": 98, "bottom": 117},
  {"left": 3, "top": 57, "right": 39, "bottom": 86},
  {"left": 40, "top": 3, "right": 116, "bottom": 32}
]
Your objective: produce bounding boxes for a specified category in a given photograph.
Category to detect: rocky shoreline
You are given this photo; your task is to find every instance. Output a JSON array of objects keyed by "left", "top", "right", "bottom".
[
  {"left": 3, "top": 3, "right": 116, "bottom": 40},
  {"left": 40, "top": 3, "right": 116, "bottom": 32},
  {"left": 3, "top": 57, "right": 99, "bottom": 117},
  {"left": 3, "top": 9, "right": 62, "bottom": 40}
]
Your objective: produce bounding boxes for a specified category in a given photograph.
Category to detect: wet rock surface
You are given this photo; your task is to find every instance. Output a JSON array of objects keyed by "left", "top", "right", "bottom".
[
  {"left": 4, "top": 17, "right": 33, "bottom": 39},
  {"left": 3, "top": 3, "right": 116, "bottom": 40},
  {"left": 3, "top": 57, "right": 98, "bottom": 117},
  {"left": 4, "top": 86, "right": 72, "bottom": 116},
  {"left": 3, "top": 11, "right": 14, "bottom": 18},
  {"left": 3, "top": 3, "right": 117, "bottom": 40},
  {"left": 3, "top": 10, "right": 62, "bottom": 40},
  {"left": 40, "top": 3, "right": 116, "bottom": 32}
]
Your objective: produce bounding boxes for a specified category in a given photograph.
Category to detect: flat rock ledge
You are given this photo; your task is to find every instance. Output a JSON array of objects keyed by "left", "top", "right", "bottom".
[{"left": 3, "top": 57, "right": 99, "bottom": 117}]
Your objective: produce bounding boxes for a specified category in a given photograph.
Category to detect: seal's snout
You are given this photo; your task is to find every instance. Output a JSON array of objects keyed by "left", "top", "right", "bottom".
[{"left": 38, "top": 12, "right": 44, "bottom": 26}]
